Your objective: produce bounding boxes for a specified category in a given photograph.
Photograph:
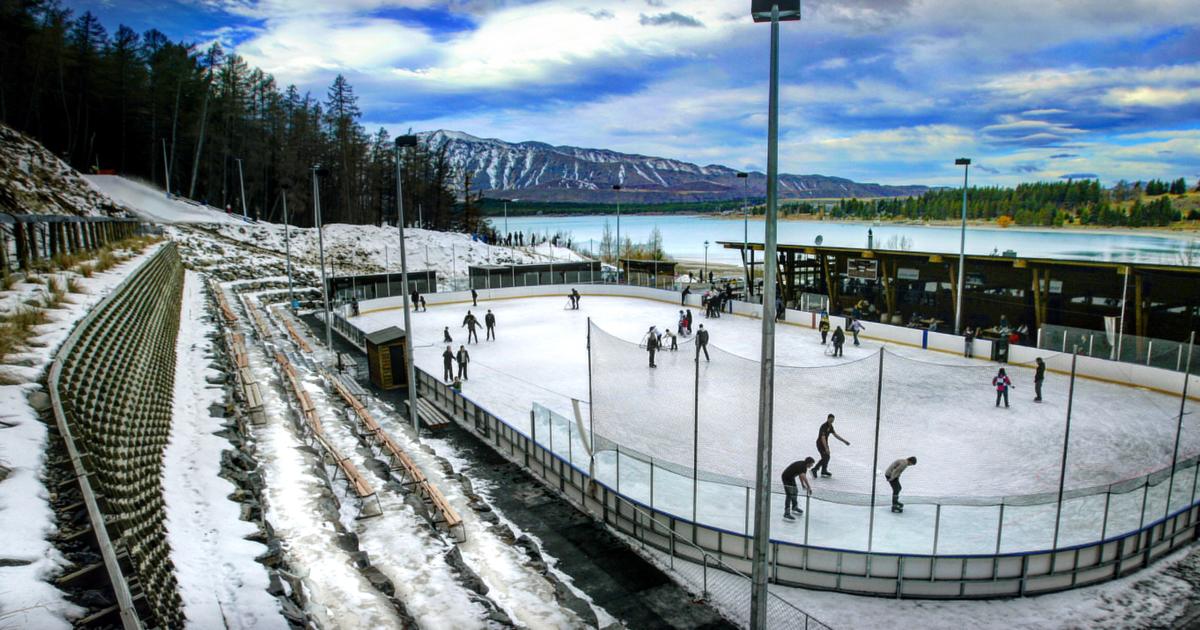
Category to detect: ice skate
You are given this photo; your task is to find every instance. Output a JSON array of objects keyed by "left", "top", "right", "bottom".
[
  {"left": 821, "top": 471, "right": 832, "bottom": 478},
  {"left": 783, "top": 512, "right": 795, "bottom": 521},
  {"left": 891, "top": 505, "right": 903, "bottom": 513}
]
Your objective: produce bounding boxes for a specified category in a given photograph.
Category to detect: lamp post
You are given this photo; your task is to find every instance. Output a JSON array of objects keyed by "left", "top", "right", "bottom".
[
  {"left": 613, "top": 184, "right": 622, "bottom": 265},
  {"left": 236, "top": 157, "right": 249, "bottom": 221},
  {"left": 749, "top": 2, "right": 800, "bottom": 628},
  {"left": 738, "top": 171, "right": 750, "bottom": 295},
  {"left": 311, "top": 165, "right": 332, "bottom": 352},
  {"left": 704, "top": 240, "right": 710, "bottom": 281},
  {"left": 396, "top": 135, "right": 420, "bottom": 433},
  {"left": 280, "top": 180, "right": 294, "bottom": 309},
  {"left": 954, "top": 157, "right": 971, "bottom": 335}
]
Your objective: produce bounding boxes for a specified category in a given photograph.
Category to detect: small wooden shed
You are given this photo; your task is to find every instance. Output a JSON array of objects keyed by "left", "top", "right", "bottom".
[{"left": 365, "top": 326, "right": 408, "bottom": 390}]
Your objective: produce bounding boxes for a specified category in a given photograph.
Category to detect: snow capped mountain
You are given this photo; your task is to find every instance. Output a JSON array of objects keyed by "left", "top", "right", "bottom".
[{"left": 419, "top": 129, "right": 928, "bottom": 203}]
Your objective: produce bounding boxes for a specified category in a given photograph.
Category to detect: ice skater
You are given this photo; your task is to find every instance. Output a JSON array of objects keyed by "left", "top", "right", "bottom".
[
  {"left": 411, "top": 288, "right": 421, "bottom": 311},
  {"left": 993, "top": 368, "right": 1013, "bottom": 407},
  {"left": 684, "top": 309, "right": 693, "bottom": 336},
  {"left": 456, "top": 345, "right": 470, "bottom": 380},
  {"left": 571, "top": 288, "right": 581, "bottom": 309},
  {"left": 442, "top": 345, "right": 455, "bottom": 382},
  {"left": 471, "top": 288, "right": 478, "bottom": 306},
  {"left": 443, "top": 326, "right": 452, "bottom": 343},
  {"left": 963, "top": 326, "right": 976, "bottom": 358},
  {"left": 818, "top": 314, "right": 830, "bottom": 344},
  {"left": 849, "top": 318, "right": 865, "bottom": 346},
  {"left": 485, "top": 309, "right": 496, "bottom": 340},
  {"left": 664, "top": 328, "right": 678, "bottom": 351},
  {"left": 781, "top": 457, "right": 815, "bottom": 521},
  {"left": 681, "top": 286, "right": 691, "bottom": 305},
  {"left": 462, "top": 311, "right": 480, "bottom": 344},
  {"left": 830, "top": 326, "right": 845, "bottom": 357},
  {"left": 696, "top": 324, "right": 710, "bottom": 361},
  {"left": 1034, "top": 357, "right": 1045, "bottom": 402},
  {"left": 350, "top": 296, "right": 360, "bottom": 317},
  {"left": 812, "top": 414, "right": 850, "bottom": 478},
  {"left": 885, "top": 456, "right": 917, "bottom": 513},
  {"left": 646, "top": 329, "right": 659, "bottom": 368}
]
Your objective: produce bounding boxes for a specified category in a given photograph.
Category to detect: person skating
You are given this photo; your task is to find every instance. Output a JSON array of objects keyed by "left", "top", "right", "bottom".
[
  {"left": 419, "top": 296, "right": 427, "bottom": 312},
  {"left": 681, "top": 285, "right": 691, "bottom": 305},
  {"left": 442, "top": 345, "right": 455, "bottom": 382},
  {"left": 885, "top": 456, "right": 917, "bottom": 512},
  {"left": 646, "top": 329, "right": 659, "bottom": 368},
  {"left": 818, "top": 314, "right": 831, "bottom": 344},
  {"left": 684, "top": 309, "right": 693, "bottom": 336},
  {"left": 812, "top": 414, "right": 850, "bottom": 478},
  {"left": 1034, "top": 358, "right": 1046, "bottom": 402},
  {"left": 462, "top": 311, "right": 480, "bottom": 344},
  {"left": 993, "top": 368, "right": 1013, "bottom": 408},
  {"left": 831, "top": 326, "right": 845, "bottom": 357},
  {"left": 696, "top": 324, "right": 710, "bottom": 361},
  {"left": 443, "top": 326, "right": 452, "bottom": 343},
  {"left": 963, "top": 326, "right": 976, "bottom": 358},
  {"left": 849, "top": 318, "right": 865, "bottom": 346},
  {"left": 781, "top": 457, "right": 815, "bottom": 520},
  {"left": 471, "top": 288, "right": 478, "bottom": 306},
  {"left": 456, "top": 345, "right": 470, "bottom": 380},
  {"left": 411, "top": 289, "right": 421, "bottom": 311},
  {"left": 485, "top": 309, "right": 496, "bottom": 341},
  {"left": 350, "top": 296, "right": 360, "bottom": 317},
  {"left": 664, "top": 329, "right": 678, "bottom": 351},
  {"left": 571, "top": 288, "right": 581, "bottom": 309}
]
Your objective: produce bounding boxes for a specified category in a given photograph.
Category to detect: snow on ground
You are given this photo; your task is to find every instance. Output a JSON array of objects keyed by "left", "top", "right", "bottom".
[
  {"left": 84, "top": 176, "right": 239, "bottom": 224},
  {"left": 0, "top": 245, "right": 161, "bottom": 630},
  {"left": 210, "top": 221, "right": 582, "bottom": 290},
  {"left": 162, "top": 272, "right": 283, "bottom": 629},
  {"left": 348, "top": 293, "right": 1196, "bottom": 554},
  {"left": 0, "top": 125, "right": 128, "bottom": 217},
  {"left": 230, "top": 291, "right": 407, "bottom": 628}
]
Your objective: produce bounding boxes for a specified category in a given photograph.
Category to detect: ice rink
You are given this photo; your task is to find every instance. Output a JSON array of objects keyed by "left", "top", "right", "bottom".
[{"left": 348, "top": 292, "right": 1198, "bottom": 553}]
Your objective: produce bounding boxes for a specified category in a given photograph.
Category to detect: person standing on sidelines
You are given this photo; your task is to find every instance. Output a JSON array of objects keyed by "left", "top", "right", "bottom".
[
  {"left": 485, "top": 309, "right": 496, "bottom": 341},
  {"left": 442, "top": 346, "right": 455, "bottom": 382},
  {"left": 1034, "top": 357, "right": 1046, "bottom": 402},
  {"left": 963, "top": 326, "right": 976, "bottom": 358},
  {"left": 781, "top": 457, "right": 815, "bottom": 521},
  {"left": 471, "top": 288, "right": 478, "bottom": 306},
  {"left": 456, "top": 345, "right": 470, "bottom": 380},
  {"left": 885, "top": 456, "right": 917, "bottom": 512},
  {"left": 696, "top": 324, "right": 710, "bottom": 361},
  {"left": 993, "top": 368, "right": 1014, "bottom": 407},
  {"left": 812, "top": 414, "right": 850, "bottom": 478}
]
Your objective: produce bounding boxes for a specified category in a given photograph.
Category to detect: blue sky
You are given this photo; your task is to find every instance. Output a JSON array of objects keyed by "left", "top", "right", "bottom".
[{"left": 68, "top": 0, "right": 1200, "bottom": 187}]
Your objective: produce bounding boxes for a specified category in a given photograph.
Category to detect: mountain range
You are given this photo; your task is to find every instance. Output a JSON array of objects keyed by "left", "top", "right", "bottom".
[{"left": 418, "top": 130, "right": 929, "bottom": 204}]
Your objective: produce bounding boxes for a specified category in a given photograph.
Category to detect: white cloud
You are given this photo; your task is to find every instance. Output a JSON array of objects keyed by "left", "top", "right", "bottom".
[{"left": 237, "top": 17, "right": 435, "bottom": 83}]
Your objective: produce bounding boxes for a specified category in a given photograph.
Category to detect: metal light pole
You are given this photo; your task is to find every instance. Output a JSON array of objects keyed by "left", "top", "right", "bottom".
[
  {"left": 312, "top": 166, "right": 332, "bottom": 351},
  {"left": 749, "top": 2, "right": 800, "bottom": 628},
  {"left": 704, "top": 240, "right": 710, "bottom": 280},
  {"left": 396, "top": 135, "right": 420, "bottom": 433},
  {"left": 954, "top": 158, "right": 970, "bottom": 335},
  {"left": 280, "top": 182, "right": 295, "bottom": 309},
  {"left": 738, "top": 171, "right": 750, "bottom": 295},
  {"left": 613, "top": 184, "right": 622, "bottom": 265},
  {"left": 236, "top": 157, "right": 249, "bottom": 221}
]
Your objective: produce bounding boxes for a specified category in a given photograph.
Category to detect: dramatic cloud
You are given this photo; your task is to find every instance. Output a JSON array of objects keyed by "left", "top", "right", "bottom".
[{"left": 639, "top": 12, "right": 704, "bottom": 28}]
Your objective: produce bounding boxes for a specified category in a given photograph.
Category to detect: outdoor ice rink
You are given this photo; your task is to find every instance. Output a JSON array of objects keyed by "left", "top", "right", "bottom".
[{"left": 348, "top": 292, "right": 1199, "bottom": 554}]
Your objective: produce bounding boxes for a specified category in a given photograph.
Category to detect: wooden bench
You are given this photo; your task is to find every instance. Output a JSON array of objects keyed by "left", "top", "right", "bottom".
[
  {"left": 415, "top": 398, "right": 454, "bottom": 430},
  {"left": 274, "top": 308, "right": 313, "bottom": 353},
  {"left": 209, "top": 281, "right": 238, "bottom": 323},
  {"left": 241, "top": 296, "right": 272, "bottom": 340}
]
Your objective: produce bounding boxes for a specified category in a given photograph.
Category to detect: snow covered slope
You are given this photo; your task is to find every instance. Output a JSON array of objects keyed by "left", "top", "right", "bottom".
[
  {"left": 0, "top": 124, "right": 129, "bottom": 217},
  {"left": 84, "top": 175, "right": 238, "bottom": 224}
]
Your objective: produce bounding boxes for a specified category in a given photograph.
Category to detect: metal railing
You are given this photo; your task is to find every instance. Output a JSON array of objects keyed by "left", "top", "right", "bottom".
[
  {"left": 46, "top": 243, "right": 185, "bottom": 628},
  {"left": 1041, "top": 324, "right": 1195, "bottom": 372}
]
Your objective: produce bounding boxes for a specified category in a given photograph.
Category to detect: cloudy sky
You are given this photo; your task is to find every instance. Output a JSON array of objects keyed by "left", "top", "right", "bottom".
[{"left": 70, "top": 0, "right": 1199, "bottom": 186}]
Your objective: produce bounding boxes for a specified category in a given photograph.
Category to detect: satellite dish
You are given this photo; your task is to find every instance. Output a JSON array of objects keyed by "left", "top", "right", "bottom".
[{"left": 815, "top": 235, "right": 823, "bottom": 246}]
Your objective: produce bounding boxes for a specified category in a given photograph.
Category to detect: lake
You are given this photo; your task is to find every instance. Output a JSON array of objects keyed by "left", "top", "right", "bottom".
[{"left": 496, "top": 214, "right": 1200, "bottom": 267}]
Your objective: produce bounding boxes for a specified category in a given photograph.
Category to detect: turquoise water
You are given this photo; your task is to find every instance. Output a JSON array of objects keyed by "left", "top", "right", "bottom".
[{"left": 496, "top": 214, "right": 1199, "bottom": 266}]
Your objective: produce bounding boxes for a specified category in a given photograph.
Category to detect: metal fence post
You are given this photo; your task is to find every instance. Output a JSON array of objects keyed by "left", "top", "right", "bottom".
[
  {"left": 995, "top": 502, "right": 1005, "bottom": 554},
  {"left": 1100, "top": 488, "right": 1112, "bottom": 541},
  {"left": 867, "top": 349, "right": 884, "bottom": 553},
  {"left": 1053, "top": 351, "right": 1079, "bottom": 550},
  {"left": 650, "top": 457, "right": 656, "bottom": 510},
  {"left": 1147, "top": 340, "right": 1153, "bottom": 366},
  {"left": 933, "top": 503, "right": 942, "bottom": 554},
  {"left": 1165, "top": 335, "right": 1193, "bottom": 518}
]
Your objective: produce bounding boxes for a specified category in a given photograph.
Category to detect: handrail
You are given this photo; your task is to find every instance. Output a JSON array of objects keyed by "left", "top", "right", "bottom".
[{"left": 45, "top": 246, "right": 175, "bottom": 630}]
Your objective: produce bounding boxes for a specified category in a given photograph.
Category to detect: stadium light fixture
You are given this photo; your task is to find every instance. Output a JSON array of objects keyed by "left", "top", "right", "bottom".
[
  {"left": 311, "top": 165, "right": 333, "bottom": 352},
  {"left": 954, "top": 158, "right": 971, "bottom": 335},
  {"left": 704, "top": 240, "right": 710, "bottom": 281},
  {"left": 395, "top": 134, "right": 420, "bottom": 433},
  {"left": 748, "top": 3, "right": 800, "bottom": 628}
]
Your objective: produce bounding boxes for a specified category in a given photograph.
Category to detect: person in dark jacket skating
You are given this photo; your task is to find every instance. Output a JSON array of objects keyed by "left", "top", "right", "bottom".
[
  {"left": 681, "top": 285, "right": 691, "bottom": 305},
  {"left": 696, "top": 324, "right": 710, "bottom": 361},
  {"left": 993, "top": 368, "right": 1013, "bottom": 407},
  {"left": 456, "top": 345, "right": 470, "bottom": 380},
  {"left": 443, "top": 326, "right": 452, "bottom": 343},
  {"left": 570, "top": 288, "right": 581, "bottom": 309},
  {"left": 442, "top": 346, "right": 454, "bottom": 381},
  {"left": 646, "top": 329, "right": 659, "bottom": 368},
  {"left": 831, "top": 326, "right": 845, "bottom": 357},
  {"left": 462, "top": 311, "right": 479, "bottom": 343},
  {"left": 485, "top": 310, "right": 496, "bottom": 340},
  {"left": 781, "top": 457, "right": 815, "bottom": 520},
  {"left": 1034, "top": 358, "right": 1046, "bottom": 402},
  {"left": 812, "top": 414, "right": 851, "bottom": 478}
]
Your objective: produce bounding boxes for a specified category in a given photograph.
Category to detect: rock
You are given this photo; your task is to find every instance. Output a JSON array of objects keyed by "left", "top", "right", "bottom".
[
  {"left": 205, "top": 374, "right": 225, "bottom": 385},
  {"left": 267, "top": 573, "right": 286, "bottom": 597},
  {"left": 362, "top": 566, "right": 395, "bottom": 597},
  {"left": 255, "top": 540, "right": 284, "bottom": 568},
  {"left": 0, "top": 558, "right": 33, "bottom": 567},
  {"left": 278, "top": 596, "right": 307, "bottom": 625},
  {"left": 443, "top": 546, "right": 489, "bottom": 596},
  {"left": 27, "top": 391, "right": 51, "bottom": 413},
  {"left": 335, "top": 531, "right": 360, "bottom": 554}
]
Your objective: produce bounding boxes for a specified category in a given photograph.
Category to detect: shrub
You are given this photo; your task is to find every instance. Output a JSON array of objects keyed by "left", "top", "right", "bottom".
[
  {"left": 67, "top": 277, "right": 85, "bottom": 294},
  {"left": 1, "top": 274, "right": 15, "bottom": 291},
  {"left": 77, "top": 263, "right": 94, "bottom": 278},
  {"left": 95, "top": 251, "right": 117, "bottom": 273}
]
